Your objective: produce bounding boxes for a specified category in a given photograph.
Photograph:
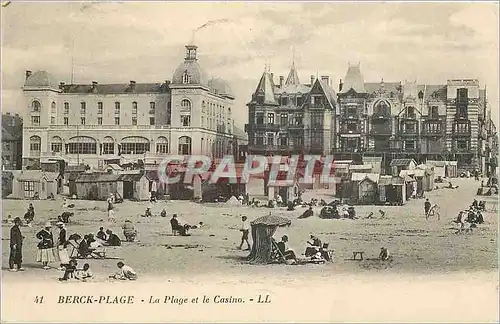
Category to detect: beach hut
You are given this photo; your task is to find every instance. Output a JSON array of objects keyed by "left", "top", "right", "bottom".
[
  {"left": 378, "top": 175, "right": 406, "bottom": 205},
  {"left": 426, "top": 160, "right": 446, "bottom": 179},
  {"left": 118, "top": 173, "right": 149, "bottom": 201},
  {"left": 445, "top": 161, "right": 458, "bottom": 178},
  {"left": 267, "top": 180, "right": 299, "bottom": 204},
  {"left": 363, "top": 156, "right": 382, "bottom": 174},
  {"left": 415, "top": 164, "right": 435, "bottom": 193},
  {"left": 390, "top": 159, "right": 417, "bottom": 176},
  {"left": 105, "top": 164, "right": 123, "bottom": 174},
  {"left": 350, "top": 173, "right": 380, "bottom": 204},
  {"left": 74, "top": 173, "right": 123, "bottom": 200},
  {"left": 247, "top": 213, "right": 291, "bottom": 264},
  {"left": 11, "top": 170, "right": 61, "bottom": 199}
]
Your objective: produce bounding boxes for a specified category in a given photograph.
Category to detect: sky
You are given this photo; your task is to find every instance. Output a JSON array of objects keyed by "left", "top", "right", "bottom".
[{"left": 1, "top": 2, "right": 499, "bottom": 127}]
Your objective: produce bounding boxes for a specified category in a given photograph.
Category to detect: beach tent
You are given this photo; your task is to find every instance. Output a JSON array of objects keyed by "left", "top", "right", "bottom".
[{"left": 247, "top": 213, "right": 291, "bottom": 264}]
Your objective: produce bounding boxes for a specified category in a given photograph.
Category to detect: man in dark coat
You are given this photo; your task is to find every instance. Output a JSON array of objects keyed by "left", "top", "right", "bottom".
[
  {"left": 9, "top": 217, "right": 24, "bottom": 271},
  {"left": 424, "top": 199, "right": 431, "bottom": 217}
]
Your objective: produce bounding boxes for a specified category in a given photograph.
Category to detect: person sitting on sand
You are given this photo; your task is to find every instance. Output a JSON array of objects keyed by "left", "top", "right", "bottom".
[
  {"left": 143, "top": 207, "right": 152, "bottom": 217},
  {"left": 472, "top": 199, "right": 479, "bottom": 209},
  {"left": 378, "top": 210, "right": 386, "bottom": 218},
  {"left": 75, "top": 263, "right": 94, "bottom": 281},
  {"left": 5, "top": 214, "right": 13, "bottom": 224},
  {"left": 379, "top": 247, "right": 391, "bottom": 261},
  {"left": 104, "top": 230, "right": 121, "bottom": 246},
  {"left": 96, "top": 227, "right": 107, "bottom": 241},
  {"left": 122, "top": 220, "right": 137, "bottom": 242},
  {"left": 170, "top": 214, "right": 190, "bottom": 236},
  {"left": 305, "top": 235, "right": 322, "bottom": 257},
  {"left": 298, "top": 206, "right": 314, "bottom": 219},
  {"left": 286, "top": 201, "right": 295, "bottom": 211},
  {"left": 59, "top": 211, "right": 74, "bottom": 223},
  {"left": 59, "top": 259, "right": 78, "bottom": 281},
  {"left": 275, "top": 195, "right": 283, "bottom": 206},
  {"left": 78, "top": 235, "right": 92, "bottom": 257},
  {"left": 110, "top": 261, "right": 138, "bottom": 280},
  {"left": 160, "top": 208, "right": 167, "bottom": 218},
  {"left": 277, "top": 235, "right": 297, "bottom": 262},
  {"left": 365, "top": 212, "right": 374, "bottom": 219}
]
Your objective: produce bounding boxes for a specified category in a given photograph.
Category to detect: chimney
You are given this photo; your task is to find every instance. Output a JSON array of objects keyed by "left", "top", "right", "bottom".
[
  {"left": 279, "top": 76, "right": 284, "bottom": 88},
  {"left": 321, "top": 76, "right": 330, "bottom": 86},
  {"left": 130, "top": 80, "right": 136, "bottom": 90},
  {"left": 310, "top": 75, "right": 316, "bottom": 86},
  {"left": 25, "top": 70, "right": 32, "bottom": 80},
  {"left": 92, "top": 81, "right": 98, "bottom": 87},
  {"left": 59, "top": 82, "right": 65, "bottom": 90},
  {"left": 339, "top": 79, "right": 343, "bottom": 92}
]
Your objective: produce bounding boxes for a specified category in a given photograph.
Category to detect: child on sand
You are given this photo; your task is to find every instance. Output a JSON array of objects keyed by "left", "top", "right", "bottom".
[
  {"left": 76, "top": 263, "right": 94, "bottom": 281},
  {"left": 109, "top": 261, "right": 138, "bottom": 280}
]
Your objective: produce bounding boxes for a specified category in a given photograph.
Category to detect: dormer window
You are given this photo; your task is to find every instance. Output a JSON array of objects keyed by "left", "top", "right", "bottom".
[{"left": 182, "top": 71, "right": 189, "bottom": 84}]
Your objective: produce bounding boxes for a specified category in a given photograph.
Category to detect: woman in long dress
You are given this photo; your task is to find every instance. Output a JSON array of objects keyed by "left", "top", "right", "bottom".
[
  {"left": 36, "top": 222, "right": 57, "bottom": 270},
  {"left": 56, "top": 222, "right": 70, "bottom": 269}
]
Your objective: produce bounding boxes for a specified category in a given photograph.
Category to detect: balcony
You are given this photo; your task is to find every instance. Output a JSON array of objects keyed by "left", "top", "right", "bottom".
[
  {"left": 339, "top": 126, "right": 361, "bottom": 135},
  {"left": 371, "top": 114, "right": 391, "bottom": 121},
  {"left": 251, "top": 123, "right": 281, "bottom": 132},
  {"left": 341, "top": 113, "right": 360, "bottom": 120},
  {"left": 421, "top": 121, "right": 445, "bottom": 137},
  {"left": 399, "top": 123, "right": 419, "bottom": 137},
  {"left": 288, "top": 123, "right": 304, "bottom": 130},
  {"left": 452, "top": 121, "right": 472, "bottom": 137},
  {"left": 370, "top": 126, "right": 392, "bottom": 136}
]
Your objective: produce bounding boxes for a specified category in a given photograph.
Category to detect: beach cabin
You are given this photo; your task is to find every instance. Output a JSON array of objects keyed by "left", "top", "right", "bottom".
[
  {"left": 74, "top": 173, "right": 123, "bottom": 200},
  {"left": 426, "top": 160, "right": 446, "bottom": 179},
  {"left": 363, "top": 156, "right": 383, "bottom": 174},
  {"left": 105, "top": 164, "right": 123, "bottom": 174},
  {"left": 378, "top": 175, "right": 406, "bottom": 205},
  {"left": 118, "top": 172, "right": 149, "bottom": 201},
  {"left": 11, "top": 170, "right": 62, "bottom": 199},
  {"left": 350, "top": 173, "right": 380, "bottom": 204},
  {"left": 267, "top": 180, "right": 299, "bottom": 204},
  {"left": 390, "top": 159, "right": 417, "bottom": 177},
  {"left": 445, "top": 161, "right": 458, "bottom": 178},
  {"left": 415, "top": 164, "right": 435, "bottom": 193}
]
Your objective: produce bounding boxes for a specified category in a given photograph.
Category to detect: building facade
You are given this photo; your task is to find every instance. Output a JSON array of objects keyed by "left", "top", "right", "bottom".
[
  {"left": 22, "top": 44, "right": 244, "bottom": 170},
  {"left": 246, "top": 62, "right": 497, "bottom": 173},
  {"left": 245, "top": 63, "right": 337, "bottom": 156},
  {"left": 2, "top": 113, "right": 23, "bottom": 170}
]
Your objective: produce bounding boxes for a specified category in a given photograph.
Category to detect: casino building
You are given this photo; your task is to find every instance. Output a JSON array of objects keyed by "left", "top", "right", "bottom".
[{"left": 22, "top": 44, "right": 244, "bottom": 170}]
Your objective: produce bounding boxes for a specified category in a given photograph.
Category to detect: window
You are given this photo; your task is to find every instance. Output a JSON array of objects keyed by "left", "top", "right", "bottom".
[
  {"left": 267, "top": 134, "right": 274, "bottom": 146},
  {"left": 132, "top": 102, "right": 138, "bottom": 115},
  {"left": 267, "top": 113, "right": 275, "bottom": 124},
  {"left": 149, "top": 117, "right": 155, "bottom": 125},
  {"left": 29, "top": 136, "right": 41, "bottom": 152},
  {"left": 280, "top": 113, "right": 288, "bottom": 126},
  {"left": 279, "top": 136, "right": 288, "bottom": 146},
  {"left": 345, "top": 120, "right": 358, "bottom": 132},
  {"left": 180, "top": 99, "right": 191, "bottom": 111},
  {"left": 51, "top": 143, "right": 62, "bottom": 153},
  {"left": 80, "top": 117, "right": 86, "bottom": 125},
  {"left": 281, "top": 97, "right": 288, "bottom": 106},
  {"left": 181, "top": 115, "right": 190, "bottom": 126},
  {"left": 97, "top": 117, "right": 102, "bottom": 125},
  {"left": 255, "top": 134, "right": 264, "bottom": 146},
  {"left": 202, "top": 101, "right": 206, "bottom": 112},
  {"left": 103, "top": 143, "right": 114, "bottom": 154},
  {"left": 182, "top": 72, "right": 189, "bottom": 84},
  {"left": 311, "top": 112, "right": 323, "bottom": 126},
  {"left": 23, "top": 181, "right": 35, "bottom": 198},
  {"left": 256, "top": 113, "right": 264, "bottom": 124},
  {"left": 4, "top": 143, "right": 11, "bottom": 151},
  {"left": 80, "top": 102, "right": 86, "bottom": 114},
  {"left": 51, "top": 117, "right": 55, "bottom": 124},
  {"left": 31, "top": 116, "right": 40, "bottom": 126},
  {"left": 97, "top": 102, "right": 103, "bottom": 114},
  {"left": 201, "top": 116, "right": 205, "bottom": 127},
  {"left": 68, "top": 143, "right": 97, "bottom": 154},
  {"left": 178, "top": 136, "right": 192, "bottom": 155},
  {"left": 430, "top": 106, "right": 439, "bottom": 119},
  {"left": 51, "top": 102, "right": 56, "bottom": 114},
  {"left": 311, "top": 131, "right": 323, "bottom": 146},
  {"left": 115, "top": 117, "right": 120, "bottom": 125},
  {"left": 156, "top": 137, "right": 169, "bottom": 154},
  {"left": 115, "top": 102, "right": 120, "bottom": 114},
  {"left": 346, "top": 107, "right": 357, "bottom": 118},
  {"left": 64, "top": 117, "right": 69, "bottom": 125},
  {"left": 405, "top": 140, "right": 415, "bottom": 150},
  {"left": 32, "top": 100, "right": 41, "bottom": 112},
  {"left": 297, "top": 96, "right": 303, "bottom": 107},
  {"left": 294, "top": 113, "right": 303, "bottom": 125},
  {"left": 132, "top": 117, "right": 137, "bottom": 125},
  {"left": 64, "top": 102, "right": 69, "bottom": 114},
  {"left": 374, "top": 100, "right": 390, "bottom": 115}
]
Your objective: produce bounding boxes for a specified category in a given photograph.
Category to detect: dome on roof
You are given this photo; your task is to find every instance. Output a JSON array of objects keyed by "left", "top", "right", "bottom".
[
  {"left": 172, "top": 60, "right": 208, "bottom": 86},
  {"left": 208, "top": 77, "right": 234, "bottom": 98},
  {"left": 24, "top": 71, "right": 59, "bottom": 88}
]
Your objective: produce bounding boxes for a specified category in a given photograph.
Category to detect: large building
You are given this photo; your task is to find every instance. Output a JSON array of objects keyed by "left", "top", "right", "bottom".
[
  {"left": 245, "top": 62, "right": 497, "bottom": 173},
  {"left": 246, "top": 63, "right": 338, "bottom": 156},
  {"left": 2, "top": 112, "right": 23, "bottom": 170},
  {"left": 22, "top": 44, "right": 244, "bottom": 170}
]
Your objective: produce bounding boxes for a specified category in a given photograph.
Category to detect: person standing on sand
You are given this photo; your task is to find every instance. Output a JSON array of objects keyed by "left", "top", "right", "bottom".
[
  {"left": 106, "top": 195, "right": 115, "bottom": 222},
  {"left": 424, "top": 199, "right": 431, "bottom": 217},
  {"left": 36, "top": 222, "right": 57, "bottom": 270},
  {"left": 238, "top": 216, "right": 251, "bottom": 250},
  {"left": 9, "top": 217, "right": 24, "bottom": 272},
  {"left": 56, "top": 222, "right": 70, "bottom": 270}
]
